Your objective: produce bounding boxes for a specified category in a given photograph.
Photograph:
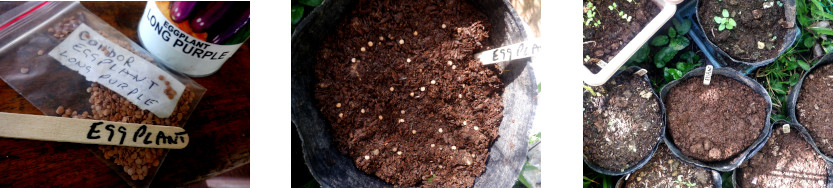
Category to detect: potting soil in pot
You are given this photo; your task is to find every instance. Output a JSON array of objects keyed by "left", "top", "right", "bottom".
[
  {"left": 797, "top": 64, "right": 833, "bottom": 158},
  {"left": 583, "top": 70, "right": 662, "bottom": 172},
  {"left": 737, "top": 125, "right": 828, "bottom": 187},
  {"left": 624, "top": 145, "right": 715, "bottom": 188},
  {"left": 583, "top": 0, "right": 660, "bottom": 72},
  {"left": 313, "top": 0, "right": 503, "bottom": 187},
  {"left": 698, "top": 0, "right": 793, "bottom": 61},
  {"left": 666, "top": 75, "right": 766, "bottom": 162}
]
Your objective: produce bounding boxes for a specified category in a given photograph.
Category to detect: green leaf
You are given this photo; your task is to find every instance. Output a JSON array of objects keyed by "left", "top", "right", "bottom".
[
  {"left": 798, "top": 59, "right": 811, "bottom": 70},
  {"left": 299, "top": 0, "right": 324, "bottom": 6},
  {"left": 291, "top": 5, "right": 305, "bottom": 25},
  {"left": 714, "top": 16, "right": 724, "bottom": 23},
  {"left": 722, "top": 9, "right": 730, "bottom": 17},
  {"left": 630, "top": 44, "right": 650, "bottom": 63},
  {"left": 812, "top": 10, "right": 833, "bottom": 20},
  {"left": 804, "top": 35, "right": 816, "bottom": 48},
  {"left": 727, "top": 19, "right": 736, "bottom": 29},
  {"left": 669, "top": 27, "right": 677, "bottom": 38},
  {"left": 773, "top": 82, "right": 787, "bottom": 95},
  {"left": 676, "top": 19, "right": 692, "bottom": 34},
  {"left": 651, "top": 35, "right": 669, "bottom": 46},
  {"left": 664, "top": 67, "right": 684, "bottom": 82},
  {"left": 669, "top": 37, "right": 690, "bottom": 50},
  {"left": 518, "top": 172, "right": 533, "bottom": 188},
  {"left": 789, "top": 73, "right": 800, "bottom": 86},
  {"left": 537, "top": 83, "right": 541, "bottom": 93},
  {"left": 811, "top": 27, "right": 833, "bottom": 35},
  {"left": 719, "top": 24, "right": 725, "bottom": 31},
  {"left": 654, "top": 47, "right": 679, "bottom": 68}
]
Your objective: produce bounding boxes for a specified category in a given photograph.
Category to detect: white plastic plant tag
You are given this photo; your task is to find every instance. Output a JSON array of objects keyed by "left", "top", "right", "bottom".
[
  {"left": 48, "top": 24, "right": 185, "bottom": 118},
  {"left": 476, "top": 40, "right": 541, "bottom": 65},
  {"left": 703, "top": 65, "right": 713, "bottom": 85},
  {"left": 782, "top": 124, "right": 791, "bottom": 134}
]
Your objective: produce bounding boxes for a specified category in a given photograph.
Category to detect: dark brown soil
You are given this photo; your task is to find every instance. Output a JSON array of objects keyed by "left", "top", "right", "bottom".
[
  {"left": 624, "top": 145, "right": 715, "bottom": 188},
  {"left": 313, "top": 0, "right": 504, "bottom": 187},
  {"left": 665, "top": 75, "right": 766, "bottom": 162},
  {"left": 698, "top": 0, "right": 793, "bottom": 61},
  {"left": 583, "top": 70, "right": 662, "bottom": 172},
  {"left": 583, "top": 0, "right": 660, "bottom": 72},
  {"left": 797, "top": 64, "right": 833, "bottom": 158},
  {"left": 738, "top": 125, "right": 828, "bottom": 188}
]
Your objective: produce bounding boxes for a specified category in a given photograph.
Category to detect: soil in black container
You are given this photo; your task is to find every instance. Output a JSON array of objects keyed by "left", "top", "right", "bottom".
[
  {"left": 624, "top": 145, "right": 715, "bottom": 188},
  {"left": 583, "top": 70, "right": 662, "bottom": 172},
  {"left": 698, "top": 0, "right": 793, "bottom": 61},
  {"left": 583, "top": 0, "right": 661, "bottom": 73},
  {"left": 314, "top": 0, "right": 504, "bottom": 187},
  {"left": 665, "top": 75, "right": 766, "bottom": 162},
  {"left": 738, "top": 125, "right": 828, "bottom": 187},
  {"left": 797, "top": 64, "right": 833, "bottom": 157}
]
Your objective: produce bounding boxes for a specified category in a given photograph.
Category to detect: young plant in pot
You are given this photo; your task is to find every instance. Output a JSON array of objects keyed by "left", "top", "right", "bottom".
[
  {"left": 660, "top": 67, "right": 773, "bottom": 172},
  {"left": 616, "top": 143, "right": 722, "bottom": 188},
  {"left": 733, "top": 120, "right": 830, "bottom": 187},
  {"left": 291, "top": 0, "right": 537, "bottom": 187},
  {"left": 583, "top": 67, "right": 665, "bottom": 175},
  {"left": 583, "top": 0, "right": 662, "bottom": 73},
  {"left": 789, "top": 52, "right": 833, "bottom": 163},
  {"left": 695, "top": 0, "right": 799, "bottom": 66}
]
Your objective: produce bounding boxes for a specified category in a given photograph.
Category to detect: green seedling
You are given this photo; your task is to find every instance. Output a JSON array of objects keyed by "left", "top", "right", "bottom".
[
  {"left": 583, "top": 85, "right": 599, "bottom": 96},
  {"left": 714, "top": 9, "right": 737, "bottom": 31},
  {"left": 673, "top": 176, "right": 696, "bottom": 188},
  {"left": 584, "top": 2, "right": 601, "bottom": 27}
]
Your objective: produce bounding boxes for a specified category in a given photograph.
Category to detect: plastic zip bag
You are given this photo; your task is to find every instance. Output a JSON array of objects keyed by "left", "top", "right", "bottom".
[{"left": 0, "top": 2, "right": 206, "bottom": 187}]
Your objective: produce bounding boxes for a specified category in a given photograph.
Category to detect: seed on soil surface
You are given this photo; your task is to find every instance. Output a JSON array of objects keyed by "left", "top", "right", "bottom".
[
  {"left": 474, "top": 126, "right": 479, "bottom": 130},
  {"left": 351, "top": 58, "right": 356, "bottom": 63},
  {"left": 406, "top": 58, "right": 411, "bottom": 62},
  {"left": 400, "top": 110, "right": 405, "bottom": 114},
  {"left": 339, "top": 113, "right": 343, "bottom": 118},
  {"left": 463, "top": 121, "right": 467, "bottom": 125},
  {"left": 431, "top": 144, "right": 435, "bottom": 147},
  {"left": 431, "top": 80, "right": 436, "bottom": 84},
  {"left": 393, "top": 147, "right": 397, "bottom": 152},
  {"left": 361, "top": 109, "right": 365, "bottom": 113},
  {"left": 20, "top": 68, "right": 28, "bottom": 74},
  {"left": 372, "top": 149, "right": 379, "bottom": 155},
  {"left": 368, "top": 41, "right": 374, "bottom": 47},
  {"left": 452, "top": 65, "right": 456, "bottom": 69},
  {"left": 399, "top": 39, "right": 404, "bottom": 44},
  {"left": 441, "top": 24, "right": 447, "bottom": 28},
  {"left": 379, "top": 115, "right": 383, "bottom": 120},
  {"left": 447, "top": 61, "right": 453, "bottom": 65},
  {"left": 360, "top": 47, "right": 366, "bottom": 52},
  {"left": 399, "top": 119, "right": 405, "bottom": 123},
  {"left": 757, "top": 41, "right": 766, "bottom": 49},
  {"left": 410, "top": 92, "right": 415, "bottom": 97},
  {"left": 365, "top": 155, "right": 370, "bottom": 160},
  {"left": 413, "top": 31, "right": 418, "bottom": 36},
  {"left": 458, "top": 94, "right": 462, "bottom": 98},
  {"left": 451, "top": 146, "right": 457, "bottom": 150},
  {"left": 420, "top": 87, "right": 426, "bottom": 91},
  {"left": 412, "top": 130, "right": 416, "bottom": 134},
  {"left": 37, "top": 50, "right": 44, "bottom": 56},
  {"left": 390, "top": 87, "right": 395, "bottom": 91},
  {"left": 379, "top": 36, "right": 384, "bottom": 41},
  {"left": 397, "top": 151, "right": 402, "bottom": 155},
  {"left": 438, "top": 128, "right": 443, "bottom": 133},
  {"left": 336, "top": 103, "right": 342, "bottom": 108},
  {"left": 472, "top": 153, "right": 476, "bottom": 157},
  {"left": 457, "top": 28, "right": 462, "bottom": 33}
]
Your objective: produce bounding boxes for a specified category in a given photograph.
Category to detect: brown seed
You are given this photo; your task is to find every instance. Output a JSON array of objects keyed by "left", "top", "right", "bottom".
[
  {"left": 361, "top": 109, "right": 365, "bottom": 113},
  {"left": 37, "top": 50, "right": 44, "bottom": 56},
  {"left": 410, "top": 92, "right": 415, "bottom": 97},
  {"left": 360, "top": 47, "right": 366, "bottom": 52},
  {"left": 56, "top": 106, "right": 65, "bottom": 115},
  {"left": 378, "top": 115, "right": 383, "bottom": 120},
  {"left": 474, "top": 126, "right": 479, "bottom": 130},
  {"left": 351, "top": 58, "right": 356, "bottom": 63},
  {"left": 399, "top": 39, "right": 404, "bottom": 44},
  {"left": 413, "top": 31, "right": 418, "bottom": 36},
  {"left": 400, "top": 110, "right": 405, "bottom": 114},
  {"left": 336, "top": 103, "right": 342, "bottom": 108},
  {"left": 158, "top": 75, "right": 164, "bottom": 80},
  {"left": 420, "top": 87, "right": 426, "bottom": 91},
  {"left": 20, "top": 67, "right": 29, "bottom": 74},
  {"left": 438, "top": 128, "right": 443, "bottom": 133},
  {"left": 406, "top": 58, "right": 411, "bottom": 63},
  {"left": 390, "top": 87, "right": 394, "bottom": 92},
  {"left": 412, "top": 130, "right": 416, "bottom": 134},
  {"left": 397, "top": 151, "right": 403, "bottom": 155},
  {"left": 451, "top": 146, "right": 457, "bottom": 150},
  {"left": 368, "top": 41, "right": 373, "bottom": 47},
  {"left": 441, "top": 24, "right": 447, "bottom": 28},
  {"left": 452, "top": 65, "right": 456, "bottom": 70},
  {"left": 447, "top": 61, "right": 453, "bottom": 65},
  {"left": 379, "top": 36, "right": 385, "bottom": 41},
  {"left": 339, "top": 113, "right": 343, "bottom": 118},
  {"left": 431, "top": 144, "right": 435, "bottom": 147}
]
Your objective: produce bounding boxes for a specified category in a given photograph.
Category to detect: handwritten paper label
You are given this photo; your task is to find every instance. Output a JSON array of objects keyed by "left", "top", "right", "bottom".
[
  {"left": 476, "top": 41, "right": 542, "bottom": 65},
  {"left": 49, "top": 24, "right": 184, "bottom": 118},
  {"left": 703, "top": 65, "right": 713, "bottom": 86}
]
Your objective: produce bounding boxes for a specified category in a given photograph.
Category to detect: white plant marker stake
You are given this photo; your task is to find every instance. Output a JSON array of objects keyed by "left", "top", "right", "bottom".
[
  {"left": 476, "top": 41, "right": 542, "bottom": 65},
  {"left": 782, "top": 124, "right": 791, "bottom": 134},
  {"left": 703, "top": 65, "right": 714, "bottom": 85},
  {"left": 0, "top": 112, "right": 188, "bottom": 149}
]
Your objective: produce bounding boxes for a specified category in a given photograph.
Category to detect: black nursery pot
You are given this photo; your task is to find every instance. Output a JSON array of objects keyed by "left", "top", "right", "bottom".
[
  {"left": 660, "top": 67, "right": 773, "bottom": 172},
  {"left": 732, "top": 120, "right": 833, "bottom": 188},
  {"left": 290, "top": 0, "right": 537, "bottom": 187},
  {"left": 615, "top": 170, "right": 723, "bottom": 188},
  {"left": 693, "top": 0, "right": 799, "bottom": 67},
  {"left": 787, "top": 52, "right": 833, "bottom": 163},
  {"left": 583, "top": 67, "right": 666, "bottom": 176}
]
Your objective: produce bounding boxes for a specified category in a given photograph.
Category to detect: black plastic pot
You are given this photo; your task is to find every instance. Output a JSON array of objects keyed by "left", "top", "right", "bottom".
[
  {"left": 787, "top": 52, "right": 833, "bottom": 163},
  {"left": 660, "top": 67, "right": 773, "bottom": 172},
  {"left": 732, "top": 120, "right": 833, "bottom": 188},
  {"left": 291, "top": 0, "right": 537, "bottom": 187},
  {"left": 614, "top": 144, "right": 723, "bottom": 188},
  {"left": 693, "top": 0, "right": 799, "bottom": 68},
  {"left": 583, "top": 67, "right": 666, "bottom": 176}
]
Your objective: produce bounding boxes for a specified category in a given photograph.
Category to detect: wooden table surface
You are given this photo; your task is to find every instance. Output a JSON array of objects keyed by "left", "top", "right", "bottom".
[{"left": 0, "top": 2, "right": 250, "bottom": 187}]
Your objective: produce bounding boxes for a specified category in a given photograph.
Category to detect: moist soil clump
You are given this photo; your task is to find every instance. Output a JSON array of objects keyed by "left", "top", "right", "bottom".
[
  {"left": 583, "top": 70, "right": 662, "bottom": 172},
  {"left": 583, "top": 0, "right": 660, "bottom": 73},
  {"left": 738, "top": 125, "right": 828, "bottom": 188},
  {"left": 665, "top": 75, "right": 766, "bottom": 162},
  {"left": 624, "top": 145, "right": 715, "bottom": 188},
  {"left": 698, "top": 0, "right": 793, "bottom": 61},
  {"left": 797, "top": 64, "right": 833, "bottom": 157},
  {"left": 313, "top": 0, "right": 504, "bottom": 187}
]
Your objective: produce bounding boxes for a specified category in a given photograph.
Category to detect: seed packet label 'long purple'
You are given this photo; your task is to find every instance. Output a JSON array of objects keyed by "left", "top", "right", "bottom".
[{"left": 48, "top": 24, "right": 184, "bottom": 118}]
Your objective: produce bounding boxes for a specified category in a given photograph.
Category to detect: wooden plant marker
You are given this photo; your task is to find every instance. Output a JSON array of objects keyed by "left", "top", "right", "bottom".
[{"left": 0, "top": 112, "right": 188, "bottom": 149}]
